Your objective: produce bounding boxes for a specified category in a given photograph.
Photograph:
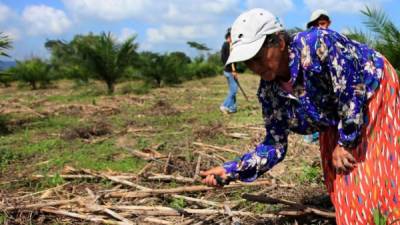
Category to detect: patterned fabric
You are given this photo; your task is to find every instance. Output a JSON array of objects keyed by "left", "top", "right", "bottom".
[
  {"left": 320, "top": 60, "right": 400, "bottom": 224},
  {"left": 223, "top": 27, "right": 385, "bottom": 182}
]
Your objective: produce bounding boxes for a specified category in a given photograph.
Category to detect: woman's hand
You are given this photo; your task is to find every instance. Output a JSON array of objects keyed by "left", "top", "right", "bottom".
[
  {"left": 199, "top": 166, "right": 227, "bottom": 187},
  {"left": 332, "top": 145, "right": 356, "bottom": 174}
]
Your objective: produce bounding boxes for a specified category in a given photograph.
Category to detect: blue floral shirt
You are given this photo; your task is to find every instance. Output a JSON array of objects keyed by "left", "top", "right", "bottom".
[{"left": 223, "top": 27, "right": 384, "bottom": 182}]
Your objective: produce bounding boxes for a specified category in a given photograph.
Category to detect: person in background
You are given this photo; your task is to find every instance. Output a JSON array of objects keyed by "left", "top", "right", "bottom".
[
  {"left": 307, "top": 9, "right": 331, "bottom": 29},
  {"left": 304, "top": 9, "right": 331, "bottom": 143},
  {"left": 201, "top": 8, "right": 400, "bottom": 224},
  {"left": 220, "top": 28, "right": 238, "bottom": 114}
]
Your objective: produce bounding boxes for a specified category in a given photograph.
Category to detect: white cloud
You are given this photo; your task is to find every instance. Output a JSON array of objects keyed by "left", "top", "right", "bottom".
[
  {"left": 200, "top": 0, "right": 239, "bottom": 13},
  {"left": 304, "top": 0, "right": 385, "bottom": 13},
  {"left": 118, "top": 28, "right": 137, "bottom": 42},
  {"left": 62, "top": 0, "right": 149, "bottom": 21},
  {"left": 245, "top": 0, "right": 294, "bottom": 15},
  {"left": 162, "top": 0, "right": 239, "bottom": 24},
  {"left": 146, "top": 24, "right": 217, "bottom": 44},
  {"left": 0, "top": 3, "right": 13, "bottom": 23},
  {"left": 22, "top": 5, "right": 71, "bottom": 36},
  {"left": 62, "top": 0, "right": 239, "bottom": 24}
]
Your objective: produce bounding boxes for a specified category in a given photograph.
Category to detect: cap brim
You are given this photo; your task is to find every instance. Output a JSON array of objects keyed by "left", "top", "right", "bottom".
[{"left": 225, "top": 35, "right": 266, "bottom": 65}]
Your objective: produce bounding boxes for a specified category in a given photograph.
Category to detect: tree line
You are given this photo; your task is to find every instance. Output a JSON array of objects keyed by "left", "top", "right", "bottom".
[{"left": 0, "top": 32, "right": 223, "bottom": 94}]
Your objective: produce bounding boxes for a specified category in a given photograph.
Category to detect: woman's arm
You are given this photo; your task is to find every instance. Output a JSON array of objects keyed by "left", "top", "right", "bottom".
[{"left": 223, "top": 82, "right": 290, "bottom": 182}]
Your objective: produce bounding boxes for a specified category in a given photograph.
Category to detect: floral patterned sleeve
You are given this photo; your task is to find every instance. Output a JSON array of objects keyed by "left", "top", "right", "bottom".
[
  {"left": 299, "top": 30, "right": 382, "bottom": 148},
  {"left": 223, "top": 82, "right": 289, "bottom": 182}
]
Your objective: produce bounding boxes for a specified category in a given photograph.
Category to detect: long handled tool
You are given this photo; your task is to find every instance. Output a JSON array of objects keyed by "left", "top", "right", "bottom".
[{"left": 234, "top": 77, "right": 249, "bottom": 101}]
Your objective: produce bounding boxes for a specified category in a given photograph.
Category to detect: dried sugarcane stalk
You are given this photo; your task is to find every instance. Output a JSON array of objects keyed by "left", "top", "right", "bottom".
[
  {"left": 108, "top": 205, "right": 277, "bottom": 218},
  {"left": 40, "top": 208, "right": 125, "bottom": 225},
  {"left": 107, "top": 180, "right": 272, "bottom": 198},
  {"left": 193, "top": 188, "right": 270, "bottom": 225},
  {"left": 32, "top": 174, "right": 137, "bottom": 180},
  {"left": 224, "top": 204, "right": 241, "bottom": 225},
  {"left": 80, "top": 169, "right": 148, "bottom": 191},
  {"left": 170, "top": 194, "right": 223, "bottom": 208},
  {"left": 1, "top": 199, "right": 79, "bottom": 211},
  {"left": 193, "top": 155, "right": 202, "bottom": 182},
  {"left": 137, "top": 162, "right": 154, "bottom": 177},
  {"left": 143, "top": 217, "right": 174, "bottom": 225},
  {"left": 32, "top": 174, "right": 98, "bottom": 179},
  {"left": 242, "top": 194, "right": 335, "bottom": 218},
  {"left": 13, "top": 182, "right": 70, "bottom": 200},
  {"left": 83, "top": 202, "right": 135, "bottom": 225},
  {"left": 147, "top": 173, "right": 195, "bottom": 183},
  {"left": 163, "top": 153, "right": 172, "bottom": 174}
]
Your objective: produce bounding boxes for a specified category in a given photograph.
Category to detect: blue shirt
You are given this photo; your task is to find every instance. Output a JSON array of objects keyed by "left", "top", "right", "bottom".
[{"left": 223, "top": 27, "right": 384, "bottom": 182}]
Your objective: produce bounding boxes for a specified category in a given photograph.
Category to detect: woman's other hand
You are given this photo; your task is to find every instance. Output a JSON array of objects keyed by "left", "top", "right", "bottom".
[
  {"left": 332, "top": 145, "right": 356, "bottom": 174},
  {"left": 199, "top": 166, "right": 227, "bottom": 187}
]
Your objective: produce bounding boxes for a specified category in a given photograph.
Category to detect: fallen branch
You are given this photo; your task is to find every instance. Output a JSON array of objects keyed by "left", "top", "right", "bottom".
[
  {"left": 147, "top": 173, "right": 195, "bottom": 183},
  {"left": 225, "top": 132, "right": 250, "bottom": 139},
  {"left": 194, "top": 188, "right": 269, "bottom": 225},
  {"left": 108, "top": 205, "right": 277, "bottom": 218},
  {"left": 224, "top": 203, "right": 241, "bottom": 224},
  {"left": 41, "top": 208, "right": 125, "bottom": 225},
  {"left": 13, "top": 182, "right": 70, "bottom": 200},
  {"left": 1, "top": 199, "right": 79, "bottom": 211},
  {"left": 130, "top": 148, "right": 166, "bottom": 161},
  {"left": 170, "top": 194, "right": 223, "bottom": 208},
  {"left": 163, "top": 153, "right": 172, "bottom": 175},
  {"left": 32, "top": 174, "right": 137, "bottom": 180},
  {"left": 137, "top": 162, "right": 154, "bottom": 177},
  {"left": 143, "top": 217, "right": 173, "bottom": 225},
  {"left": 242, "top": 194, "right": 335, "bottom": 218},
  {"left": 107, "top": 180, "right": 271, "bottom": 198},
  {"left": 193, "top": 155, "right": 202, "bottom": 182},
  {"left": 82, "top": 200, "right": 135, "bottom": 225},
  {"left": 79, "top": 169, "right": 148, "bottom": 191}
]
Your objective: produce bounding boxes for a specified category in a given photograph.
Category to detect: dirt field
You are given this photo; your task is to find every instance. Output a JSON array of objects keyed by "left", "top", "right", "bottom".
[{"left": 0, "top": 75, "right": 335, "bottom": 224}]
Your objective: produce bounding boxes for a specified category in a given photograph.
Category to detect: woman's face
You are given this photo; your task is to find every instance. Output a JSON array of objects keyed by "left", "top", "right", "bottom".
[
  {"left": 317, "top": 19, "right": 330, "bottom": 29},
  {"left": 244, "top": 36, "right": 289, "bottom": 81}
]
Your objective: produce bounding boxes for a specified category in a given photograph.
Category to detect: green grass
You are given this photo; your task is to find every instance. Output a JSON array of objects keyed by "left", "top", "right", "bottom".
[
  {"left": 0, "top": 75, "right": 269, "bottom": 191},
  {"left": 299, "top": 163, "right": 322, "bottom": 184}
]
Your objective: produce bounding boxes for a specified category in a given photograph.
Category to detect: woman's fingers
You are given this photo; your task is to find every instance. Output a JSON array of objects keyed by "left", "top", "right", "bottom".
[
  {"left": 346, "top": 152, "right": 356, "bottom": 164},
  {"left": 336, "top": 153, "right": 356, "bottom": 174},
  {"left": 202, "top": 175, "right": 218, "bottom": 186},
  {"left": 332, "top": 146, "right": 357, "bottom": 174}
]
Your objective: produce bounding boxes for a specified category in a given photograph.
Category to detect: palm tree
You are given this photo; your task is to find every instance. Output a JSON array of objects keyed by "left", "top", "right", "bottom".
[
  {"left": 0, "top": 33, "right": 13, "bottom": 87},
  {"left": 12, "top": 58, "right": 51, "bottom": 90},
  {"left": 348, "top": 7, "right": 400, "bottom": 71},
  {"left": 187, "top": 41, "right": 211, "bottom": 61},
  {"left": 77, "top": 32, "right": 139, "bottom": 94},
  {"left": 0, "top": 32, "right": 12, "bottom": 57}
]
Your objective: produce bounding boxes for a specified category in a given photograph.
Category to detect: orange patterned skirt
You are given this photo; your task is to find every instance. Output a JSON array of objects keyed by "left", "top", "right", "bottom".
[{"left": 319, "top": 60, "right": 400, "bottom": 225}]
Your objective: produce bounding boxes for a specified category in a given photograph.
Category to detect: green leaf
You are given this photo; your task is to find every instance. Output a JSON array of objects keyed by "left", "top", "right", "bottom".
[{"left": 373, "top": 208, "right": 380, "bottom": 225}]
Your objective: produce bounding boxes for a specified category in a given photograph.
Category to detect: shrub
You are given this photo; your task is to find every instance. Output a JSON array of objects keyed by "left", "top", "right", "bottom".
[
  {"left": 11, "top": 58, "right": 52, "bottom": 89},
  {"left": 138, "top": 51, "right": 191, "bottom": 87},
  {"left": 187, "top": 61, "right": 222, "bottom": 79}
]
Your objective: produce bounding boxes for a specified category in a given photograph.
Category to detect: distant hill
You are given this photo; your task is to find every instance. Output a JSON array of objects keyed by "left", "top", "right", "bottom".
[{"left": 0, "top": 61, "right": 16, "bottom": 71}]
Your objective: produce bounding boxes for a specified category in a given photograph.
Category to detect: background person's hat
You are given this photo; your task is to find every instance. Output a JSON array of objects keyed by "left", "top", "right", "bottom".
[
  {"left": 307, "top": 9, "right": 329, "bottom": 28},
  {"left": 226, "top": 8, "right": 284, "bottom": 65}
]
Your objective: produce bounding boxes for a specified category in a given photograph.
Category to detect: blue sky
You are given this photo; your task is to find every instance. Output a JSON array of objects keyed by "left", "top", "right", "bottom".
[{"left": 0, "top": 0, "right": 399, "bottom": 60}]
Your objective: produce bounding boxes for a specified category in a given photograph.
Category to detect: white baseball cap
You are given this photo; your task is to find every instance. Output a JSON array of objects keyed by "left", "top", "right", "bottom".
[
  {"left": 307, "top": 9, "right": 329, "bottom": 28},
  {"left": 226, "top": 8, "right": 284, "bottom": 65}
]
